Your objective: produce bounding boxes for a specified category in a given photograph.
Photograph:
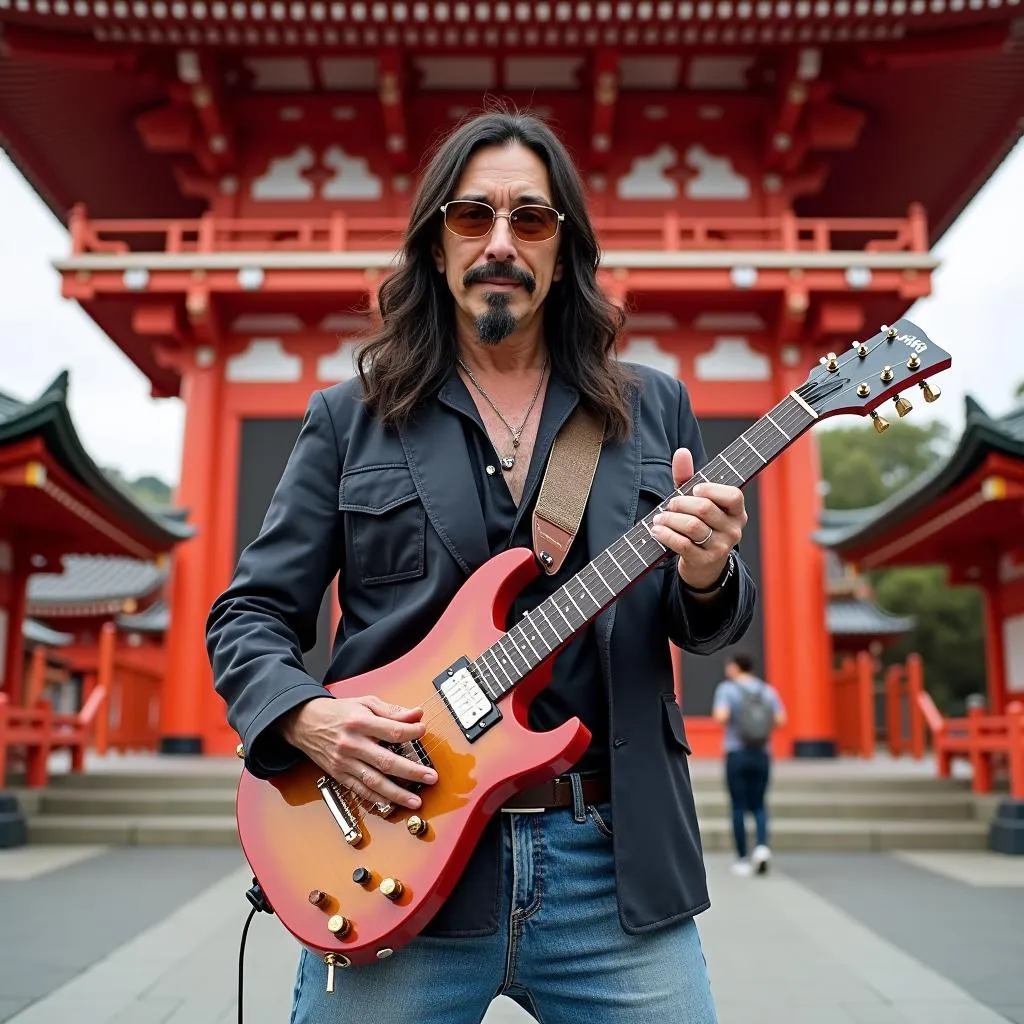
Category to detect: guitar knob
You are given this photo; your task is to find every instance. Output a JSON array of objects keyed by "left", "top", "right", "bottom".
[
  {"left": 327, "top": 914, "right": 351, "bottom": 938},
  {"left": 893, "top": 395, "right": 912, "bottom": 418},
  {"left": 379, "top": 877, "right": 404, "bottom": 900},
  {"left": 919, "top": 380, "right": 941, "bottom": 403},
  {"left": 407, "top": 815, "right": 428, "bottom": 836},
  {"left": 308, "top": 889, "right": 329, "bottom": 907},
  {"left": 870, "top": 411, "right": 890, "bottom": 434},
  {"left": 352, "top": 867, "right": 372, "bottom": 885}
]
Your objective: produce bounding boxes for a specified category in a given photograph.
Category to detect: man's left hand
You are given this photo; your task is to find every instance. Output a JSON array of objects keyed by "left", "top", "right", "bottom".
[{"left": 651, "top": 447, "right": 747, "bottom": 591}]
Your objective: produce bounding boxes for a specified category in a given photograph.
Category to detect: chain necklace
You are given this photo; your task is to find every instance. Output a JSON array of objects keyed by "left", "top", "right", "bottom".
[{"left": 457, "top": 356, "right": 549, "bottom": 472}]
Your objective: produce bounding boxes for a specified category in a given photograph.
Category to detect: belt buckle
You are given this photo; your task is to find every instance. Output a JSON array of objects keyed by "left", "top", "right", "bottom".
[{"left": 500, "top": 806, "right": 547, "bottom": 814}]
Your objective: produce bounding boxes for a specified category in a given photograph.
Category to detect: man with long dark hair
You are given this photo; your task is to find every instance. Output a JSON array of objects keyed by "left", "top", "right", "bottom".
[{"left": 208, "top": 108, "right": 756, "bottom": 1023}]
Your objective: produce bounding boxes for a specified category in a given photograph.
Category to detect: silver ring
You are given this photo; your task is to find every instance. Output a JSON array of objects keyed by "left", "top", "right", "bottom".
[{"left": 694, "top": 526, "right": 713, "bottom": 547}]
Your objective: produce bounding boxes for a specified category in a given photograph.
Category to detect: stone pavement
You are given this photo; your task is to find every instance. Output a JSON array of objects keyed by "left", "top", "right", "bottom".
[{"left": 2, "top": 843, "right": 1023, "bottom": 1024}]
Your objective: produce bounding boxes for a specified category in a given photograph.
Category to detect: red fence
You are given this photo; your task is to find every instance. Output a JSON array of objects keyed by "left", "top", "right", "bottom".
[{"left": 834, "top": 651, "right": 877, "bottom": 758}]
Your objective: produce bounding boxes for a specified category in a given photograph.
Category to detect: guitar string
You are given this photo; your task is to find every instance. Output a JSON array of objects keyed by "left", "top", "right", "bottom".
[
  {"left": 340, "top": 395, "right": 817, "bottom": 818},
  {"left": 341, "top": 336, "right": 914, "bottom": 816},
  {"left": 340, "top": 376, "right": 842, "bottom": 817}
]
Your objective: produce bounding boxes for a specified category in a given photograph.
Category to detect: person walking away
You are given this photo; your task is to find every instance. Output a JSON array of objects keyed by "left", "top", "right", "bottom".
[{"left": 712, "top": 654, "right": 785, "bottom": 876}]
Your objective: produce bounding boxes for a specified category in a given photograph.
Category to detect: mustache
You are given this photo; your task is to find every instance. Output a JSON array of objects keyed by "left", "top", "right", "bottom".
[{"left": 463, "top": 263, "right": 536, "bottom": 294}]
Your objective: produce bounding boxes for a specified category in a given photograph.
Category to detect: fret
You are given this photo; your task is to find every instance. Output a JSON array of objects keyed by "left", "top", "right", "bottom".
[
  {"left": 764, "top": 412, "right": 790, "bottom": 440},
  {"left": 503, "top": 631, "right": 531, "bottom": 674},
  {"left": 604, "top": 549, "right": 630, "bottom": 582},
  {"left": 495, "top": 635, "right": 526, "bottom": 679},
  {"left": 474, "top": 659, "right": 501, "bottom": 698},
  {"left": 586, "top": 564, "right": 615, "bottom": 598},
  {"left": 549, "top": 597, "right": 574, "bottom": 633},
  {"left": 483, "top": 648, "right": 512, "bottom": 688},
  {"left": 537, "top": 604, "right": 562, "bottom": 645},
  {"left": 740, "top": 434, "right": 767, "bottom": 463},
  {"left": 516, "top": 620, "right": 543, "bottom": 662},
  {"left": 563, "top": 585, "right": 587, "bottom": 622},
  {"left": 521, "top": 610, "right": 552, "bottom": 655}
]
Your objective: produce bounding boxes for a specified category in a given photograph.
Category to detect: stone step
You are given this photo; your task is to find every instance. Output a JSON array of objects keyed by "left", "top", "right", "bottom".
[
  {"left": 35, "top": 787, "right": 977, "bottom": 820},
  {"left": 26, "top": 811, "right": 988, "bottom": 851}
]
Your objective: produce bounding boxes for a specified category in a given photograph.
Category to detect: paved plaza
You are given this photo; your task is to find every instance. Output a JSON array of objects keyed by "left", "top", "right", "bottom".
[{"left": 1, "top": 839, "right": 1023, "bottom": 1024}]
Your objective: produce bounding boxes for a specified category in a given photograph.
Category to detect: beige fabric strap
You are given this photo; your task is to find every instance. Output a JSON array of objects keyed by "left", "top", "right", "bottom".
[{"left": 532, "top": 403, "right": 605, "bottom": 575}]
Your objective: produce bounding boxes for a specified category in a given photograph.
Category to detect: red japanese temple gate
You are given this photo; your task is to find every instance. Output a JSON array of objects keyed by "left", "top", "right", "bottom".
[{"left": 2, "top": 3, "right": 1021, "bottom": 758}]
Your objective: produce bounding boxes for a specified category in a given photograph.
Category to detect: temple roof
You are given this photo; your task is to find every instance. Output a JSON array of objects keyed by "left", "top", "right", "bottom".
[
  {"left": 116, "top": 598, "right": 169, "bottom": 635},
  {"left": 21, "top": 618, "right": 75, "bottom": 648},
  {"left": 0, "top": 10, "right": 1021, "bottom": 241},
  {"left": 814, "top": 394, "right": 1024, "bottom": 555},
  {"left": 0, "top": 372, "right": 191, "bottom": 550},
  {"left": 826, "top": 598, "right": 914, "bottom": 638},
  {"left": 26, "top": 554, "right": 167, "bottom": 614}
]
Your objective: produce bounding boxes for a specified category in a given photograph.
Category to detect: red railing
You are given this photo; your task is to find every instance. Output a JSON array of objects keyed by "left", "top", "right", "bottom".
[
  {"left": 918, "top": 693, "right": 1024, "bottom": 799},
  {"left": 67, "top": 203, "right": 929, "bottom": 258},
  {"left": 885, "top": 654, "right": 927, "bottom": 760},
  {"left": 93, "top": 621, "right": 162, "bottom": 755}
]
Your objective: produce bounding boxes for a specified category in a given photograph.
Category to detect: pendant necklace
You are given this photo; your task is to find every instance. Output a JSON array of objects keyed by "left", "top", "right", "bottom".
[{"left": 457, "top": 356, "right": 549, "bottom": 472}]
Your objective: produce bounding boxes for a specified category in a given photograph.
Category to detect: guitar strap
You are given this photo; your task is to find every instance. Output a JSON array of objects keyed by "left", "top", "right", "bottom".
[{"left": 531, "top": 403, "right": 605, "bottom": 575}]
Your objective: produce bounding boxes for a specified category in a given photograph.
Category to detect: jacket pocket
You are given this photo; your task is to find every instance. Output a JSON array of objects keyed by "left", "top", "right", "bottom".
[
  {"left": 661, "top": 692, "right": 692, "bottom": 754},
  {"left": 339, "top": 463, "right": 426, "bottom": 585},
  {"left": 639, "top": 457, "right": 675, "bottom": 507}
]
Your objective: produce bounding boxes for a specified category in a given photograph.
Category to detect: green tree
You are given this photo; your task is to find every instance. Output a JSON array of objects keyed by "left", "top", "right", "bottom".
[
  {"left": 818, "top": 420, "right": 986, "bottom": 715},
  {"left": 817, "top": 420, "right": 951, "bottom": 509}
]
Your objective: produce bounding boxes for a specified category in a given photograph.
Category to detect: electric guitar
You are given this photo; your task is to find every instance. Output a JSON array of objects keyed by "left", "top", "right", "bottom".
[{"left": 235, "top": 317, "right": 950, "bottom": 974}]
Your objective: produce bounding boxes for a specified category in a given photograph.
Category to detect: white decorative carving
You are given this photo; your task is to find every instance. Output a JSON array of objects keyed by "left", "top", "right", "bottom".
[
  {"left": 686, "top": 55, "right": 755, "bottom": 90},
  {"left": 322, "top": 145, "right": 382, "bottom": 200},
  {"left": 617, "top": 145, "right": 677, "bottom": 200},
  {"left": 693, "top": 312, "right": 766, "bottom": 331},
  {"left": 780, "top": 345, "right": 802, "bottom": 368},
  {"left": 252, "top": 145, "right": 315, "bottom": 200},
  {"left": 230, "top": 314, "right": 304, "bottom": 333},
  {"left": 730, "top": 266, "right": 758, "bottom": 289},
  {"left": 237, "top": 268, "right": 265, "bottom": 291},
  {"left": 684, "top": 145, "right": 750, "bottom": 200},
  {"left": 243, "top": 56, "right": 313, "bottom": 90},
  {"left": 317, "top": 339, "right": 361, "bottom": 382},
  {"left": 505, "top": 56, "right": 583, "bottom": 88},
  {"left": 694, "top": 337, "right": 771, "bottom": 381},
  {"left": 123, "top": 268, "right": 149, "bottom": 290},
  {"left": 845, "top": 266, "right": 873, "bottom": 289},
  {"left": 226, "top": 339, "right": 303, "bottom": 383},
  {"left": 618, "top": 337, "right": 679, "bottom": 377}
]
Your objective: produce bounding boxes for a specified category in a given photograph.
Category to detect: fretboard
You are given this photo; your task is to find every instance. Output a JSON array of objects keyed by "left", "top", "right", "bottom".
[{"left": 470, "top": 392, "right": 817, "bottom": 701}]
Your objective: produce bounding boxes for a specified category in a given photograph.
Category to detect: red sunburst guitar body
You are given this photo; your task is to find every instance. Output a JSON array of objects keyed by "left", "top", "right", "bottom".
[
  {"left": 236, "top": 547, "right": 587, "bottom": 967},
  {"left": 234, "top": 316, "right": 951, "bottom": 971}
]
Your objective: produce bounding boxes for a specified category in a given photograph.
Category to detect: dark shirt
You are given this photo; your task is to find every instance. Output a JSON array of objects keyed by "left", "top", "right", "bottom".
[{"left": 439, "top": 371, "right": 609, "bottom": 775}]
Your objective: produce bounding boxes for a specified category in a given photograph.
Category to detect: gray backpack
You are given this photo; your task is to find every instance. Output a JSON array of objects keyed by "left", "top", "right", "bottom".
[{"left": 734, "top": 683, "right": 774, "bottom": 748}]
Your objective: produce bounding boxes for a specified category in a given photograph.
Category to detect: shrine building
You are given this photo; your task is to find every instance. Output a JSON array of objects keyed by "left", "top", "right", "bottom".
[{"left": 1, "top": 3, "right": 1021, "bottom": 758}]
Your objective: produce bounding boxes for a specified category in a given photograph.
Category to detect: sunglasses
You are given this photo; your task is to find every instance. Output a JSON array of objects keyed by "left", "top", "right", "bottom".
[{"left": 440, "top": 200, "right": 564, "bottom": 243}]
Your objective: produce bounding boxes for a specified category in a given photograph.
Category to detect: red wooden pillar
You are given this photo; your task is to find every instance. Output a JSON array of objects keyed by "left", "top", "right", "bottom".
[
  {"left": 1, "top": 560, "right": 28, "bottom": 707},
  {"left": 160, "top": 351, "right": 224, "bottom": 753},
  {"left": 981, "top": 579, "right": 1008, "bottom": 715}
]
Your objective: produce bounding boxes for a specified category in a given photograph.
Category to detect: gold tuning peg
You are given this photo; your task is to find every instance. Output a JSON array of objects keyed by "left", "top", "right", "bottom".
[
  {"left": 893, "top": 394, "right": 913, "bottom": 417},
  {"left": 919, "top": 380, "right": 941, "bottom": 403},
  {"left": 871, "top": 411, "right": 890, "bottom": 434}
]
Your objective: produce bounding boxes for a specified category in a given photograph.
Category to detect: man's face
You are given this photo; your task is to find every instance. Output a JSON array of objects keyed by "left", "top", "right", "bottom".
[{"left": 432, "top": 142, "right": 564, "bottom": 346}]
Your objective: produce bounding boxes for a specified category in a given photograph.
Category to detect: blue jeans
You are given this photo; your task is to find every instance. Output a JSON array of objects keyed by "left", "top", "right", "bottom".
[
  {"left": 725, "top": 748, "right": 770, "bottom": 858},
  {"left": 290, "top": 793, "right": 718, "bottom": 1023}
]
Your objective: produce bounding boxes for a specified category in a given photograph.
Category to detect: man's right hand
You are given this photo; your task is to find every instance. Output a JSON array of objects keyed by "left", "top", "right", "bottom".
[{"left": 277, "top": 696, "right": 437, "bottom": 810}]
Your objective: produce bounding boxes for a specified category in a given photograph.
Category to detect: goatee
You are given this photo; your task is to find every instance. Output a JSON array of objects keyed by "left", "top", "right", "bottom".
[{"left": 474, "top": 292, "right": 518, "bottom": 345}]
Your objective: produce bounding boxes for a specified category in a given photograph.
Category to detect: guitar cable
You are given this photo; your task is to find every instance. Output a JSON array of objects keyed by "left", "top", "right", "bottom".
[{"left": 238, "top": 878, "right": 274, "bottom": 1024}]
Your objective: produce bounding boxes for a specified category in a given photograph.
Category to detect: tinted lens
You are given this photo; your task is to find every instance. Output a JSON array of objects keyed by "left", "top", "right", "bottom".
[
  {"left": 510, "top": 206, "right": 559, "bottom": 241},
  {"left": 445, "top": 201, "right": 494, "bottom": 238}
]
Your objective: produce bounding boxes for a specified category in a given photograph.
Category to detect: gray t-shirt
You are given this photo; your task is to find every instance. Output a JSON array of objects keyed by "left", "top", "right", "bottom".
[{"left": 712, "top": 676, "right": 784, "bottom": 753}]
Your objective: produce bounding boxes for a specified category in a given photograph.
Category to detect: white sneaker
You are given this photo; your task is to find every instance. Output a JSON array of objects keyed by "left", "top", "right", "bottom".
[
  {"left": 751, "top": 845, "right": 772, "bottom": 875},
  {"left": 730, "top": 860, "right": 753, "bottom": 877}
]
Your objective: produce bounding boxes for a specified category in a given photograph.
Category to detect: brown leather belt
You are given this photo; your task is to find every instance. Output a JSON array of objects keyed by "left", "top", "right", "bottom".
[{"left": 501, "top": 772, "right": 610, "bottom": 813}]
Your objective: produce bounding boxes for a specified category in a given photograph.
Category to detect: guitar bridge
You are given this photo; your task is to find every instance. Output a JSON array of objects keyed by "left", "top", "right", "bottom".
[
  {"left": 434, "top": 657, "right": 501, "bottom": 743},
  {"left": 316, "top": 776, "right": 364, "bottom": 846}
]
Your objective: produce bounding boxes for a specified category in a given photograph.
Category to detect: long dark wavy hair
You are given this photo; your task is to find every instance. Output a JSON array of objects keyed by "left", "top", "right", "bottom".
[{"left": 356, "top": 107, "right": 635, "bottom": 441}]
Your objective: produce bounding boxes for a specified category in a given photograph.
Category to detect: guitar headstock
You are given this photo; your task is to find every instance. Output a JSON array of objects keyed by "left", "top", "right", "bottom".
[{"left": 798, "top": 318, "right": 951, "bottom": 432}]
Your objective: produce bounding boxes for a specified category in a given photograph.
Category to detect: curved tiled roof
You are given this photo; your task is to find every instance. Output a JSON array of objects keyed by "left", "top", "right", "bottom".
[
  {"left": 814, "top": 395, "right": 1024, "bottom": 554},
  {"left": 0, "top": 372, "right": 191, "bottom": 551},
  {"left": 27, "top": 555, "right": 166, "bottom": 610},
  {"left": 827, "top": 599, "right": 915, "bottom": 638},
  {"left": 116, "top": 598, "right": 170, "bottom": 635}
]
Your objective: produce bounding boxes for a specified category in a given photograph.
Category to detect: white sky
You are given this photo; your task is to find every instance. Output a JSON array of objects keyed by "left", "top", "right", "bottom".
[{"left": 1, "top": 138, "right": 1022, "bottom": 487}]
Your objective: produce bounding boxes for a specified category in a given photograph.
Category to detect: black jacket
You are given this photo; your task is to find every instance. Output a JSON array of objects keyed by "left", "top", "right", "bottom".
[{"left": 206, "top": 363, "right": 756, "bottom": 936}]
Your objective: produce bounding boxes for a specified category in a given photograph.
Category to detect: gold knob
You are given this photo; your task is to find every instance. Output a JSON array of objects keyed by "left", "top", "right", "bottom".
[
  {"left": 919, "top": 380, "right": 941, "bottom": 403},
  {"left": 880, "top": 365, "right": 894, "bottom": 383},
  {"left": 893, "top": 395, "right": 913, "bottom": 417},
  {"left": 379, "top": 877, "right": 404, "bottom": 900},
  {"left": 327, "top": 914, "right": 351, "bottom": 937},
  {"left": 407, "top": 815, "right": 428, "bottom": 836},
  {"left": 906, "top": 353, "right": 920, "bottom": 370},
  {"left": 885, "top": 325, "right": 896, "bottom": 338},
  {"left": 235, "top": 743, "right": 245, "bottom": 759},
  {"left": 871, "top": 411, "right": 890, "bottom": 434},
  {"left": 856, "top": 383, "right": 870, "bottom": 398},
  {"left": 825, "top": 352, "right": 839, "bottom": 372},
  {"left": 855, "top": 343, "right": 868, "bottom": 358}
]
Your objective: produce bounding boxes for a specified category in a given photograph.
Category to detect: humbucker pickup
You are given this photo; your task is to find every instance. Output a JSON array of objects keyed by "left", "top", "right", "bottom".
[{"left": 433, "top": 656, "right": 502, "bottom": 742}]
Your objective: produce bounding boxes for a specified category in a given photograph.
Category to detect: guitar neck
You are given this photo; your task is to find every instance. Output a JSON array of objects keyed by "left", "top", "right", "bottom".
[{"left": 471, "top": 392, "right": 818, "bottom": 700}]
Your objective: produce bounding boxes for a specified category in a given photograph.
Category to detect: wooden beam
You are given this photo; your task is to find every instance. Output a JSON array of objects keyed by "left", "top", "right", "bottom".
[
  {"left": 590, "top": 50, "right": 619, "bottom": 172},
  {"left": 377, "top": 50, "right": 409, "bottom": 174}
]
